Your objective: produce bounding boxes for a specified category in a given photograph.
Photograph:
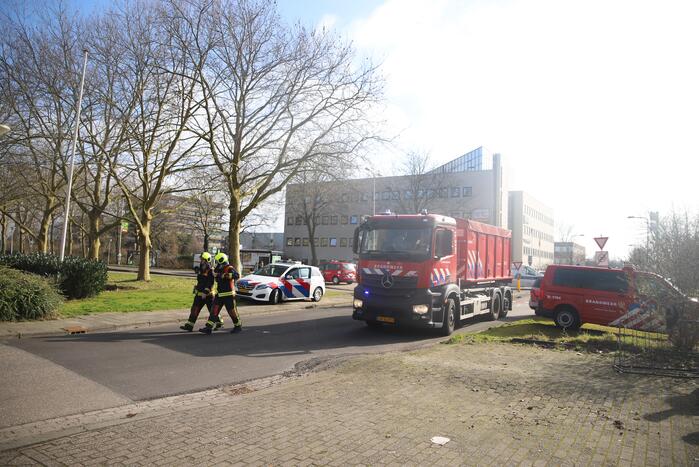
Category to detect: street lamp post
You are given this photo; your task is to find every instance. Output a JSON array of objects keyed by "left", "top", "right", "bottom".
[
  {"left": 627, "top": 215, "right": 650, "bottom": 264},
  {"left": 59, "top": 49, "right": 88, "bottom": 262},
  {"left": 364, "top": 168, "right": 381, "bottom": 215}
]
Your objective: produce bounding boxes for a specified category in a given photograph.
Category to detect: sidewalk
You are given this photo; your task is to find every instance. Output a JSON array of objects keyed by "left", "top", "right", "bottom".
[
  {"left": 1, "top": 342, "right": 696, "bottom": 465},
  {"left": 0, "top": 295, "right": 351, "bottom": 339}
]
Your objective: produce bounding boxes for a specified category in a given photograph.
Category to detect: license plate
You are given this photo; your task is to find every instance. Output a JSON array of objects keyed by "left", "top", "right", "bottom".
[
  {"left": 239, "top": 287, "right": 251, "bottom": 292},
  {"left": 376, "top": 316, "right": 395, "bottom": 324}
]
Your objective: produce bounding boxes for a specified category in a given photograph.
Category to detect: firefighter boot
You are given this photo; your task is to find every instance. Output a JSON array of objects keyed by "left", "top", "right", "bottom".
[
  {"left": 180, "top": 321, "right": 194, "bottom": 332},
  {"left": 230, "top": 320, "right": 242, "bottom": 334},
  {"left": 214, "top": 318, "right": 224, "bottom": 331},
  {"left": 198, "top": 320, "right": 215, "bottom": 335}
]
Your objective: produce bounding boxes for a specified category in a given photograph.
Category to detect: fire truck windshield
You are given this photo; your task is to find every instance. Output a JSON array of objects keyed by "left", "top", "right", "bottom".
[{"left": 358, "top": 227, "right": 432, "bottom": 258}]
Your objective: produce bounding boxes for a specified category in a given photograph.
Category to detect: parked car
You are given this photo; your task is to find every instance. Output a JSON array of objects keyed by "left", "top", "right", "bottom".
[
  {"left": 319, "top": 261, "right": 356, "bottom": 284},
  {"left": 235, "top": 262, "right": 325, "bottom": 304},
  {"left": 536, "top": 264, "right": 697, "bottom": 331},
  {"left": 511, "top": 264, "right": 543, "bottom": 288}
]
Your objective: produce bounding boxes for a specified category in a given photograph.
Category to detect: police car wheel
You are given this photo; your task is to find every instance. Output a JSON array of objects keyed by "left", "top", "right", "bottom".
[
  {"left": 312, "top": 287, "right": 323, "bottom": 302},
  {"left": 269, "top": 289, "right": 281, "bottom": 305}
]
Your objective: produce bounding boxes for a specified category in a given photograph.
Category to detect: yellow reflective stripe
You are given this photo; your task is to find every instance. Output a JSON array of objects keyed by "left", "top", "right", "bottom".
[
  {"left": 206, "top": 320, "right": 215, "bottom": 327},
  {"left": 219, "top": 291, "right": 234, "bottom": 297}
]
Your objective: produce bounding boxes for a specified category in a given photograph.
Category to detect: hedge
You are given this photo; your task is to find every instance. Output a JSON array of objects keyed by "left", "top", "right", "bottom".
[
  {"left": 0, "top": 266, "right": 63, "bottom": 321},
  {"left": 0, "top": 253, "right": 108, "bottom": 299}
]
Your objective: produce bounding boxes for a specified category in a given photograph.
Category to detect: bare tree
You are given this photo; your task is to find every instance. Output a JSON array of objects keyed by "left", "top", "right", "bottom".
[
  {"left": 395, "top": 151, "right": 444, "bottom": 214},
  {"left": 169, "top": 0, "right": 383, "bottom": 271},
  {"left": 0, "top": 6, "right": 82, "bottom": 252},
  {"left": 104, "top": 2, "right": 204, "bottom": 280}
]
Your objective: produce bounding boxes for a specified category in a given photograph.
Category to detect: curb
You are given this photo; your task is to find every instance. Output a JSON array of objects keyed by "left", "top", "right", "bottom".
[{"left": 0, "top": 299, "right": 352, "bottom": 340}]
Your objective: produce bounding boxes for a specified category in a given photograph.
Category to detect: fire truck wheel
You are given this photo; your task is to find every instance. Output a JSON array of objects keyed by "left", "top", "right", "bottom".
[
  {"left": 554, "top": 307, "right": 581, "bottom": 330},
  {"left": 489, "top": 293, "right": 502, "bottom": 321},
  {"left": 440, "top": 298, "right": 457, "bottom": 336},
  {"left": 269, "top": 289, "right": 282, "bottom": 304},
  {"left": 332, "top": 276, "right": 340, "bottom": 285}
]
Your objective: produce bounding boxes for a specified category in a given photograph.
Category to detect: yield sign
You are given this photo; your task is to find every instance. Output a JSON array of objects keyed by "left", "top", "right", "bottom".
[
  {"left": 512, "top": 261, "right": 522, "bottom": 271},
  {"left": 594, "top": 236, "right": 608, "bottom": 250}
]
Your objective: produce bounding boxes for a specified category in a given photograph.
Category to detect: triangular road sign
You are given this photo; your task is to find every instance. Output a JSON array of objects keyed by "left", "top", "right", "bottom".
[
  {"left": 512, "top": 261, "right": 522, "bottom": 271},
  {"left": 594, "top": 236, "right": 608, "bottom": 250}
]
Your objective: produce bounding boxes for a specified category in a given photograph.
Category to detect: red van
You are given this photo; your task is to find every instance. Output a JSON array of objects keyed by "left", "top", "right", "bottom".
[
  {"left": 536, "top": 264, "right": 697, "bottom": 331},
  {"left": 319, "top": 261, "right": 356, "bottom": 284}
]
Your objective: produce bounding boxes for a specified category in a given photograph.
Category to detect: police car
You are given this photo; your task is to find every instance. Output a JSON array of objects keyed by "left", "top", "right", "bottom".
[{"left": 235, "top": 262, "right": 325, "bottom": 304}]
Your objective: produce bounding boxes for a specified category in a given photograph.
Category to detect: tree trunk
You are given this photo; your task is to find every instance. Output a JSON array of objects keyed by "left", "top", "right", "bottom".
[
  {"left": 227, "top": 201, "right": 242, "bottom": 272},
  {"left": 67, "top": 218, "right": 73, "bottom": 256},
  {"left": 137, "top": 214, "right": 152, "bottom": 281},
  {"left": 0, "top": 213, "right": 5, "bottom": 253},
  {"left": 203, "top": 231, "right": 209, "bottom": 252},
  {"left": 37, "top": 211, "right": 52, "bottom": 253},
  {"left": 87, "top": 212, "right": 101, "bottom": 260}
]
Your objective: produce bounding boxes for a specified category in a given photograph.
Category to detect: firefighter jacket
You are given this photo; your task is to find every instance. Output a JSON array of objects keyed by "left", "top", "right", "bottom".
[
  {"left": 215, "top": 263, "right": 240, "bottom": 297},
  {"left": 194, "top": 263, "right": 215, "bottom": 296}
]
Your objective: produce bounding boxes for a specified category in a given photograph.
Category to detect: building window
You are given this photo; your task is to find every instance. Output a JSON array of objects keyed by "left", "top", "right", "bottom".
[
  {"left": 451, "top": 187, "right": 460, "bottom": 198},
  {"left": 341, "top": 215, "right": 348, "bottom": 225},
  {"left": 322, "top": 216, "right": 329, "bottom": 225},
  {"left": 381, "top": 191, "right": 390, "bottom": 200},
  {"left": 295, "top": 216, "right": 302, "bottom": 225},
  {"left": 340, "top": 193, "right": 350, "bottom": 202},
  {"left": 330, "top": 216, "right": 338, "bottom": 225},
  {"left": 463, "top": 186, "right": 472, "bottom": 197},
  {"left": 320, "top": 238, "right": 328, "bottom": 247},
  {"left": 404, "top": 190, "right": 413, "bottom": 200},
  {"left": 350, "top": 215, "right": 358, "bottom": 224},
  {"left": 349, "top": 237, "right": 353, "bottom": 248},
  {"left": 438, "top": 188, "right": 448, "bottom": 198},
  {"left": 294, "top": 238, "right": 301, "bottom": 246},
  {"left": 286, "top": 237, "right": 293, "bottom": 247},
  {"left": 314, "top": 237, "right": 319, "bottom": 245},
  {"left": 391, "top": 191, "right": 400, "bottom": 200},
  {"left": 361, "top": 193, "right": 369, "bottom": 202},
  {"left": 340, "top": 238, "right": 348, "bottom": 247},
  {"left": 302, "top": 238, "right": 309, "bottom": 246},
  {"left": 287, "top": 217, "right": 294, "bottom": 225},
  {"left": 330, "top": 238, "right": 337, "bottom": 247}
]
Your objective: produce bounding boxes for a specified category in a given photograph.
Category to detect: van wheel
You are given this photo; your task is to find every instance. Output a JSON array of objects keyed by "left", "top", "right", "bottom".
[
  {"left": 440, "top": 298, "right": 457, "bottom": 336},
  {"left": 489, "top": 293, "right": 501, "bottom": 321},
  {"left": 332, "top": 276, "right": 340, "bottom": 285},
  {"left": 555, "top": 308, "right": 581, "bottom": 330},
  {"left": 312, "top": 287, "right": 323, "bottom": 302}
]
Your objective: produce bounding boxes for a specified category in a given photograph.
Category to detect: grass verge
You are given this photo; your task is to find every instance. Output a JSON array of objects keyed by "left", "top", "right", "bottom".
[
  {"left": 446, "top": 317, "right": 667, "bottom": 353},
  {"left": 59, "top": 272, "right": 350, "bottom": 317}
]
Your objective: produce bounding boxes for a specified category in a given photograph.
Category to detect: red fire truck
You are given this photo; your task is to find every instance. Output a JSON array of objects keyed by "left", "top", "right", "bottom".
[{"left": 352, "top": 212, "right": 513, "bottom": 335}]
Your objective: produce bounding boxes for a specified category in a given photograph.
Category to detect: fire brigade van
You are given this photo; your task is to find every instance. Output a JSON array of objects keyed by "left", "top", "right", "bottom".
[
  {"left": 536, "top": 264, "right": 697, "bottom": 331},
  {"left": 235, "top": 262, "right": 325, "bottom": 304}
]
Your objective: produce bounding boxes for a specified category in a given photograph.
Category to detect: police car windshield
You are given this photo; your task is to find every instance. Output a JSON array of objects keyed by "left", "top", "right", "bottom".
[
  {"left": 359, "top": 227, "right": 431, "bottom": 257},
  {"left": 255, "top": 264, "right": 290, "bottom": 277}
]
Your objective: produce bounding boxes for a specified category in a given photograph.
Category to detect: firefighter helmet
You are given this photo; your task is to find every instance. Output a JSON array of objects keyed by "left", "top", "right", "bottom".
[
  {"left": 214, "top": 252, "right": 228, "bottom": 264},
  {"left": 201, "top": 252, "right": 212, "bottom": 262}
]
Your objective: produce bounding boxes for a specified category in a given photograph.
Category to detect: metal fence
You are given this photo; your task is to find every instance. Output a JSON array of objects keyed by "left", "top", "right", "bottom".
[{"left": 613, "top": 295, "right": 699, "bottom": 378}]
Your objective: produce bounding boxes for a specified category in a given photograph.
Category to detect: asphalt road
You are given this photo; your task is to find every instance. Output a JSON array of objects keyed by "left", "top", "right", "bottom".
[{"left": 2, "top": 296, "right": 533, "bottom": 427}]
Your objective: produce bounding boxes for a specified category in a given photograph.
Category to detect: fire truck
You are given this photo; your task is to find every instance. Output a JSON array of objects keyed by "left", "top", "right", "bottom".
[{"left": 352, "top": 212, "right": 513, "bottom": 335}]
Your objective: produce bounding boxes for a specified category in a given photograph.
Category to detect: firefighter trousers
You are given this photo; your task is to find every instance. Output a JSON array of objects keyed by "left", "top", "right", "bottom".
[
  {"left": 206, "top": 295, "right": 241, "bottom": 328},
  {"left": 186, "top": 295, "right": 221, "bottom": 325}
]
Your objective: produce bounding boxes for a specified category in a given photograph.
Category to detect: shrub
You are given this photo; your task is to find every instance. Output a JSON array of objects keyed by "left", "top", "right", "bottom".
[
  {"left": 0, "top": 253, "right": 108, "bottom": 299},
  {"left": 0, "top": 267, "right": 63, "bottom": 321}
]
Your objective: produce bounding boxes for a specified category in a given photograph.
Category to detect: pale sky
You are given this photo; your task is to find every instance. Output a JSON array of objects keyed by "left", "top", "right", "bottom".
[{"left": 279, "top": 0, "right": 699, "bottom": 260}]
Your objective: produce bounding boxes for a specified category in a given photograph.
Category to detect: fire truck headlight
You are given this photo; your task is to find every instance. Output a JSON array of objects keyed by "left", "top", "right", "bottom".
[
  {"left": 412, "top": 304, "right": 429, "bottom": 314},
  {"left": 353, "top": 299, "right": 363, "bottom": 309}
]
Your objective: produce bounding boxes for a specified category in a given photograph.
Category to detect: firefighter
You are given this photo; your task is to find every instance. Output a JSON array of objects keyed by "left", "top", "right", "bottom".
[
  {"left": 199, "top": 252, "right": 243, "bottom": 334},
  {"left": 180, "top": 252, "right": 223, "bottom": 331}
]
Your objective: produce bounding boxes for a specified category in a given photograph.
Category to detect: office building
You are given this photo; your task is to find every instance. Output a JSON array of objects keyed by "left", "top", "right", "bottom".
[
  {"left": 508, "top": 191, "right": 554, "bottom": 269},
  {"left": 283, "top": 147, "right": 507, "bottom": 263},
  {"left": 554, "top": 242, "right": 586, "bottom": 265}
]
